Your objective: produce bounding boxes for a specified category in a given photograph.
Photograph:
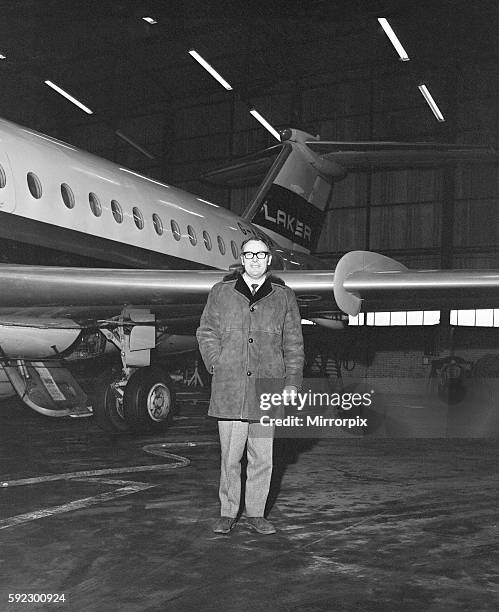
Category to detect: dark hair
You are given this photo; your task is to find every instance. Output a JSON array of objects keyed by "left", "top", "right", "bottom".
[{"left": 240, "top": 234, "right": 273, "bottom": 254}]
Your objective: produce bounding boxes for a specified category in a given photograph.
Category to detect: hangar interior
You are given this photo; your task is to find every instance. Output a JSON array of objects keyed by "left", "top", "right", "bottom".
[
  {"left": 0, "top": 1, "right": 498, "bottom": 610},
  {"left": 1, "top": 0, "right": 496, "bottom": 267},
  {"left": 1, "top": 0, "right": 497, "bottom": 400}
]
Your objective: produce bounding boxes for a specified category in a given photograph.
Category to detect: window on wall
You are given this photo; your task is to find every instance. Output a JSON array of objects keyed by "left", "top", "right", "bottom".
[
  {"left": 111, "top": 200, "right": 123, "bottom": 223},
  {"left": 348, "top": 311, "right": 441, "bottom": 326},
  {"left": 61, "top": 183, "right": 75, "bottom": 209},
  {"left": 349, "top": 310, "right": 499, "bottom": 327},
  {"left": 89, "top": 192, "right": 102, "bottom": 216},
  {"left": 451, "top": 309, "right": 499, "bottom": 327}
]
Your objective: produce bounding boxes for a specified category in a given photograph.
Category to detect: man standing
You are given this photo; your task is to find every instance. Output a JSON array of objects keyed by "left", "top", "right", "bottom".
[{"left": 197, "top": 236, "right": 304, "bottom": 535}]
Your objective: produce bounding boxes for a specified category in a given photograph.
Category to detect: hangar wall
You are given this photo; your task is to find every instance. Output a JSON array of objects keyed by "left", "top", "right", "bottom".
[
  {"left": 174, "top": 67, "right": 497, "bottom": 271},
  {"left": 54, "top": 19, "right": 498, "bottom": 272}
]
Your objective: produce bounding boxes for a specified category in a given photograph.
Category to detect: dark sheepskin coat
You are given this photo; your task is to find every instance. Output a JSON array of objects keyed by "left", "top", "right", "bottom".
[{"left": 196, "top": 272, "right": 304, "bottom": 420}]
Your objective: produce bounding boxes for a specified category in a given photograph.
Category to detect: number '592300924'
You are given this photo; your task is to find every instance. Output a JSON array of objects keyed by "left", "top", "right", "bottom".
[{"left": 8, "top": 593, "right": 66, "bottom": 603}]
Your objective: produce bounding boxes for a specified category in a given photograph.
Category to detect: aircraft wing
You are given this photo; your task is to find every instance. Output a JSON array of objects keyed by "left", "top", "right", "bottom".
[
  {"left": 333, "top": 251, "right": 499, "bottom": 316},
  {"left": 0, "top": 266, "right": 336, "bottom": 330},
  {"left": 1, "top": 259, "right": 499, "bottom": 329},
  {"left": 306, "top": 141, "right": 497, "bottom": 170}
]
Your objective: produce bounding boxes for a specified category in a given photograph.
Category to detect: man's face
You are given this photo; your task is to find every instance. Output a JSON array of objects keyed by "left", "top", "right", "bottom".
[{"left": 241, "top": 239, "right": 272, "bottom": 280}]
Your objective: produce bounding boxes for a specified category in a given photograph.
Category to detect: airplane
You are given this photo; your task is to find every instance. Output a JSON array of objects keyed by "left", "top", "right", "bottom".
[{"left": 0, "top": 117, "right": 497, "bottom": 434}]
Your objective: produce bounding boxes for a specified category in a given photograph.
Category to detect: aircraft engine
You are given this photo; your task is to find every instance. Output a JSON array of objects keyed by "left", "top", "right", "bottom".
[{"left": 0, "top": 321, "right": 81, "bottom": 359}]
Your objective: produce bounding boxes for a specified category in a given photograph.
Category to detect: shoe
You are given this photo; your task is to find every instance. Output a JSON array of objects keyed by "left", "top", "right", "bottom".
[
  {"left": 212, "top": 516, "right": 236, "bottom": 534},
  {"left": 246, "top": 517, "right": 276, "bottom": 535}
]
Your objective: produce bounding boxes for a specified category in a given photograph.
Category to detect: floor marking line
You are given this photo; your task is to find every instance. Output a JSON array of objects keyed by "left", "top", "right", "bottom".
[
  {"left": 72, "top": 477, "right": 152, "bottom": 486},
  {"left": 0, "top": 446, "right": 194, "bottom": 530},
  {"left": 0, "top": 482, "right": 154, "bottom": 530},
  {"left": 1, "top": 456, "right": 190, "bottom": 488}
]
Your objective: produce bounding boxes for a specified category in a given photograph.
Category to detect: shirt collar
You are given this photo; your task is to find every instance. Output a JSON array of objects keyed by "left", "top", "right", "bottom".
[{"left": 242, "top": 272, "right": 266, "bottom": 291}]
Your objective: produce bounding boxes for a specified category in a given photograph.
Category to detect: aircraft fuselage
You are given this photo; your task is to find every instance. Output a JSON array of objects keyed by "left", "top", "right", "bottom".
[{"left": 0, "top": 118, "right": 321, "bottom": 272}]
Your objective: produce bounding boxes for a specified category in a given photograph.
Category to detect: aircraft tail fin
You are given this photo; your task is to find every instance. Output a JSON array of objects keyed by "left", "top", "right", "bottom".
[
  {"left": 203, "top": 129, "right": 496, "bottom": 254},
  {"left": 203, "top": 129, "right": 344, "bottom": 253}
]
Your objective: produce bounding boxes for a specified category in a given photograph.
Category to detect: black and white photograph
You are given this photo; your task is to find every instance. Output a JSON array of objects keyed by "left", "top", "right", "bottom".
[{"left": 0, "top": 1, "right": 498, "bottom": 610}]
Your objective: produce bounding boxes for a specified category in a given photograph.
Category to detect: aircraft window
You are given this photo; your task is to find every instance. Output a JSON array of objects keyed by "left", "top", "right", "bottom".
[
  {"left": 217, "top": 235, "right": 226, "bottom": 255},
  {"left": 171, "top": 219, "right": 181, "bottom": 241},
  {"left": 133, "top": 206, "right": 144, "bottom": 229},
  {"left": 0, "top": 164, "right": 6, "bottom": 188},
  {"left": 203, "top": 230, "right": 212, "bottom": 251},
  {"left": 111, "top": 200, "right": 123, "bottom": 223},
  {"left": 187, "top": 225, "right": 197, "bottom": 246},
  {"left": 27, "top": 172, "right": 42, "bottom": 199},
  {"left": 89, "top": 192, "right": 102, "bottom": 216},
  {"left": 60, "top": 183, "right": 75, "bottom": 209},
  {"left": 237, "top": 222, "right": 247, "bottom": 235},
  {"left": 152, "top": 213, "right": 163, "bottom": 235},
  {"left": 231, "top": 240, "right": 239, "bottom": 259}
]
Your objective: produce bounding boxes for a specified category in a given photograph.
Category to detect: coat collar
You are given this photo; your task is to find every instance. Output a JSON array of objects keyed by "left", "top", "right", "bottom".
[{"left": 223, "top": 271, "right": 284, "bottom": 304}]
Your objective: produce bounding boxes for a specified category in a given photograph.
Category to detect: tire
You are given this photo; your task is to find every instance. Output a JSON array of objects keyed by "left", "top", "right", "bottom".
[
  {"left": 91, "top": 373, "right": 130, "bottom": 434},
  {"left": 123, "top": 367, "right": 176, "bottom": 434}
]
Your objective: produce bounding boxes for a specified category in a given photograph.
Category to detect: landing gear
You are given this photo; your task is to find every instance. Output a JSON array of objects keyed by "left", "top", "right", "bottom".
[
  {"left": 91, "top": 366, "right": 176, "bottom": 435},
  {"left": 92, "top": 308, "right": 176, "bottom": 434},
  {"left": 91, "top": 371, "right": 129, "bottom": 434},
  {"left": 123, "top": 367, "right": 175, "bottom": 434}
]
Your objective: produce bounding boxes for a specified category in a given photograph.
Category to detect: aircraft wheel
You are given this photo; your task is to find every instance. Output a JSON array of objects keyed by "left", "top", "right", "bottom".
[
  {"left": 123, "top": 367, "right": 175, "bottom": 434},
  {"left": 92, "top": 373, "right": 130, "bottom": 434}
]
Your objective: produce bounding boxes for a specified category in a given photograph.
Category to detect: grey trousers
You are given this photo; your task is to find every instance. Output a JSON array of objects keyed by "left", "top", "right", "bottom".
[{"left": 217, "top": 420, "right": 274, "bottom": 518}]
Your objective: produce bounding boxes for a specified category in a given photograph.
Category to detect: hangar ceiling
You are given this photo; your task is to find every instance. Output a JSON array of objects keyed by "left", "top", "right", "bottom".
[{"left": 0, "top": 0, "right": 497, "bottom": 134}]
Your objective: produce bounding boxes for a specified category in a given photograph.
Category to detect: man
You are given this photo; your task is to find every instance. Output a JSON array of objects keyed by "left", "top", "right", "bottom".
[{"left": 196, "top": 236, "right": 304, "bottom": 535}]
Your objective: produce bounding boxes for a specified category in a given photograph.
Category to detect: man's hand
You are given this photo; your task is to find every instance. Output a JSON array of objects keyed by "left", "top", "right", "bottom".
[{"left": 282, "top": 385, "right": 298, "bottom": 405}]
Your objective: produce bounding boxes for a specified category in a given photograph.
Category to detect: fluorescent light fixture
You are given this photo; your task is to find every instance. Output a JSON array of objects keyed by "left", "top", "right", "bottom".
[
  {"left": 142, "top": 16, "right": 157, "bottom": 24},
  {"left": 115, "top": 130, "right": 155, "bottom": 159},
  {"left": 188, "top": 49, "right": 233, "bottom": 90},
  {"left": 0, "top": 54, "right": 6, "bottom": 60},
  {"left": 249, "top": 109, "right": 281, "bottom": 141},
  {"left": 418, "top": 84, "right": 445, "bottom": 122},
  {"left": 44, "top": 80, "right": 93, "bottom": 114},
  {"left": 378, "top": 18, "right": 410, "bottom": 61}
]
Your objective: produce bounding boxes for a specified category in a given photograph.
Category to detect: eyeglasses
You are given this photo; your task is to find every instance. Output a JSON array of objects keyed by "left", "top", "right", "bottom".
[{"left": 242, "top": 251, "right": 270, "bottom": 260}]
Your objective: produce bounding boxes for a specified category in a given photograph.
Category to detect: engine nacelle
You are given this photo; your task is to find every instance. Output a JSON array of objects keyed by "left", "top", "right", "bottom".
[{"left": 0, "top": 320, "right": 81, "bottom": 359}]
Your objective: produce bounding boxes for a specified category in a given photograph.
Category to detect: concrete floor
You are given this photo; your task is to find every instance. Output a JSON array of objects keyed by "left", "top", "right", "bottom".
[{"left": 0, "top": 391, "right": 498, "bottom": 611}]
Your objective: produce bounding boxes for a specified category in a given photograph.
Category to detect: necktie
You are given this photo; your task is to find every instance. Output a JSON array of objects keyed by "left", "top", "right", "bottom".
[{"left": 251, "top": 284, "right": 258, "bottom": 295}]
